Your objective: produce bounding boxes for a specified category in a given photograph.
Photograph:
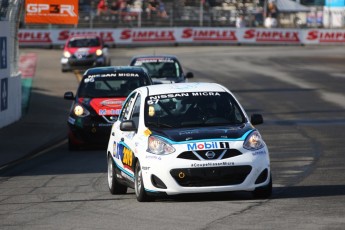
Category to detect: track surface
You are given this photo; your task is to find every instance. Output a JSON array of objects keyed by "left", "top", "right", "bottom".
[{"left": 1, "top": 46, "right": 345, "bottom": 229}]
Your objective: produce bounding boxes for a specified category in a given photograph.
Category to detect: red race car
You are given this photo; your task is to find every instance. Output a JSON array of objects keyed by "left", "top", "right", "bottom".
[{"left": 61, "top": 34, "right": 111, "bottom": 72}]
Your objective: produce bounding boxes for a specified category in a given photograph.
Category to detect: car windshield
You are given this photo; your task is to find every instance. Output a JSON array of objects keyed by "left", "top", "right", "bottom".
[
  {"left": 68, "top": 38, "right": 101, "bottom": 48},
  {"left": 78, "top": 75, "right": 149, "bottom": 98},
  {"left": 132, "top": 57, "right": 182, "bottom": 79},
  {"left": 144, "top": 92, "right": 246, "bottom": 128}
]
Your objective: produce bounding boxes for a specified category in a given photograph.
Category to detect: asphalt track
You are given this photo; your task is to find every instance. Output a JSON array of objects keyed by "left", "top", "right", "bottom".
[{"left": 0, "top": 46, "right": 344, "bottom": 229}]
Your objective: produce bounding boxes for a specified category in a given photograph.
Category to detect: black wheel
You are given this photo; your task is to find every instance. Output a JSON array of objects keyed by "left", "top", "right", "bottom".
[
  {"left": 252, "top": 174, "right": 272, "bottom": 199},
  {"left": 135, "top": 161, "right": 152, "bottom": 202},
  {"left": 107, "top": 155, "right": 128, "bottom": 195},
  {"left": 68, "top": 137, "right": 80, "bottom": 151}
]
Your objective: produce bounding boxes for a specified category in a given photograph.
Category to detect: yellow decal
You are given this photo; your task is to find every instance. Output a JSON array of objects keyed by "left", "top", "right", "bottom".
[
  {"left": 122, "top": 148, "right": 133, "bottom": 166},
  {"left": 144, "top": 129, "right": 152, "bottom": 137}
]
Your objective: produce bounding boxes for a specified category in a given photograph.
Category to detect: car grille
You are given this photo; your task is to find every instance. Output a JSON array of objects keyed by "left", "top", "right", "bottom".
[
  {"left": 170, "top": 166, "right": 252, "bottom": 187},
  {"left": 69, "top": 54, "right": 97, "bottom": 66},
  {"left": 177, "top": 149, "right": 242, "bottom": 160}
]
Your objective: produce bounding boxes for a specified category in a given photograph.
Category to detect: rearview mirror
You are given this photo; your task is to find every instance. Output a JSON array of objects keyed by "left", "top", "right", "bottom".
[
  {"left": 64, "top": 91, "right": 75, "bottom": 100},
  {"left": 251, "top": 114, "right": 263, "bottom": 125},
  {"left": 120, "top": 120, "right": 137, "bottom": 131}
]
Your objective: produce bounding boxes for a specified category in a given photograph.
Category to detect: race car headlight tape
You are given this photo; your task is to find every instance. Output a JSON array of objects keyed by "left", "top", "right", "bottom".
[
  {"left": 148, "top": 136, "right": 175, "bottom": 155},
  {"left": 73, "top": 104, "right": 90, "bottom": 117},
  {"left": 243, "top": 130, "right": 264, "bottom": 150}
]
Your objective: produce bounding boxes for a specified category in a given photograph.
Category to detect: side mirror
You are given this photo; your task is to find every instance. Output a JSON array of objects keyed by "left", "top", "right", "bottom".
[
  {"left": 64, "top": 91, "right": 75, "bottom": 100},
  {"left": 186, "top": 72, "right": 194, "bottom": 78},
  {"left": 251, "top": 114, "right": 263, "bottom": 125},
  {"left": 120, "top": 120, "right": 137, "bottom": 131}
]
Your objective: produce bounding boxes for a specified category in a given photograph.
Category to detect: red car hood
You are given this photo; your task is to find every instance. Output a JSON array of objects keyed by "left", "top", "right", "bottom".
[
  {"left": 65, "top": 47, "right": 100, "bottom": 55},
  {"left": 88, "top": 98, "right": 127, "bottom": 116}
]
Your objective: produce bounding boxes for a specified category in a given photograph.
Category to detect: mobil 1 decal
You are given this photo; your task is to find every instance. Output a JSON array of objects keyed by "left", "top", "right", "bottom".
[{"left": 187, "top": 141, "right": 230, "bottom": 151}]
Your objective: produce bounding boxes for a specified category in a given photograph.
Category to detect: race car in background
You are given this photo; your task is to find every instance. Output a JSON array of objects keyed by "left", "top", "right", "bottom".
[
  {"left": 106, "top": 82, "right": 272, "bottom": 201},
  {"left": 64, "top": 66, "right": 153, "bottom": 150},
  {"left": 61, "top": 34, "right": 111, "bottom": 72},
  {"left": 129, "top": 55, "right": 194, "bottom": 84}
]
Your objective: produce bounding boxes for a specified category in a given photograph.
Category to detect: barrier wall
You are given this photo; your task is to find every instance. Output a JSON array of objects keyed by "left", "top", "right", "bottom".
[
  {"left": 18, "top": 27, "right": 345, "bottom": 47},
  {"left": 0, "top": 21, "right": 22, "bottom": 129}
]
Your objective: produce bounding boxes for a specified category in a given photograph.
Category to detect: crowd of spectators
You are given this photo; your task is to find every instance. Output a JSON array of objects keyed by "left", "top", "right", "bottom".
[
  {"left": 77, "top": 0, "right": 284, "bottom": 28},
  {"left": 80, "top": 0, "right": 169, "bottom": 21}
]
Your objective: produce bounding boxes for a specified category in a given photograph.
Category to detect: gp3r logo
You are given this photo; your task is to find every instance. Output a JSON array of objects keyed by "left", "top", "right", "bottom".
[{"left": 26, "top": 4, "right": 77, "bottom": 17}]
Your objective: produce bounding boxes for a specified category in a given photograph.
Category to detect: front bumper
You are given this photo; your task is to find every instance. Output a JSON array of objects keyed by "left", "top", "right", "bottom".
[
  {"left": 61, "top": 55, "right": 107, "bottom": 71},
  {"left": 140, "top": 146, "right": 270, "bottom": 195},
  {"left": 68, "top": 115, "right": 113, "bottom": 147}
]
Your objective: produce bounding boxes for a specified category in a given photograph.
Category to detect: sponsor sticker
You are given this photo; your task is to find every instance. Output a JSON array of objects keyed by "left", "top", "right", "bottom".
[
  {"left": 187, "top": 141, "right": 230, "bottom": 151},
  {"left": 252, "top": 150, "right": 266, "bottom": 156},
  {"left": 191, "top": 162, "right": 235, "bottom": 167}
]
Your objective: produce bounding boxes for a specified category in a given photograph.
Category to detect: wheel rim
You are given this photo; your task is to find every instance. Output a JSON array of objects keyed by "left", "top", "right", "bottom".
[{"left": 107, "top": 158, "right": 113, "bottom": 188}]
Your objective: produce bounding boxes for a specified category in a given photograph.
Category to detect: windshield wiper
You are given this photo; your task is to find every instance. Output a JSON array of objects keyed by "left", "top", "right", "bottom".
[{"left": 147, "top": 121, "right": 173, "bottom": 128}]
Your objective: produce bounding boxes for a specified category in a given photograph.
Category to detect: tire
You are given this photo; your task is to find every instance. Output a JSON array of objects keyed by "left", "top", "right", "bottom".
[
  {"left": 68, "top": 137, "right": 80, "bottom": 151},
  {"left": 252, "top": 174, "right": 272, "bottom": 199},
  {"left": 107, "top": 155, "right": 128, "bottom": 195},
  {"left": 134, "top": 161, "right": 153, "bottom": 202}
]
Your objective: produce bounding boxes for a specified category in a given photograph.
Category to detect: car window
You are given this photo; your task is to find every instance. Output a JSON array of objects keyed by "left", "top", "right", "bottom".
[
  {"left": 119, "top": 92, "right": 137, "bottom": 121},
  {"left": 132, "top": 58, "right": 182, "bottom": 78},
  {"left": 77, "top": 75, "right": 149, "bottom": 98},
  {"left": 130, "top": 94, "right": 141, "bottom": 129},
  {"left": 145, "top": 92, "right": 245, "bottom": 128},
  {"left": 68, "top": 38, "right": 101, "bottom": 48}
]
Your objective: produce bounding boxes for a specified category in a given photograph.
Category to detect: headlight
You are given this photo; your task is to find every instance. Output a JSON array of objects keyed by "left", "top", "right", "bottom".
[
  {"left": 63, "top": 51, "right": 71, "bottom": 58},
  {"left": 73, "top": 104, "right": 90, "bottom": 117},
  {"left": 96, "top": 49, "right": 103, "bottom": 56},
  {"left": 147, "top": 136, "right": 175, "bottom": 155},
  {"left": 243, "top": 131, "right": 264, "bottom": 150}
]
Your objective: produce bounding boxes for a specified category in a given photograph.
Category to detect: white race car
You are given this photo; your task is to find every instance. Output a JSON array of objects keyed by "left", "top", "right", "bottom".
[{"left": 106, "top": 82, "right": 272, "bottom": 202}]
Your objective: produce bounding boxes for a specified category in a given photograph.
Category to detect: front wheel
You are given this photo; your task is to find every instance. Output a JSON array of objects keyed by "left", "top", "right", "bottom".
[
  {"left": 252, "top": 174, "right": 272, "bottom": 199},
  {"left": 135, "top": 161, "right": 153, "bottom": 202},
  {"left": 107, "top": 155, "right": 127, "bottom": 194}
]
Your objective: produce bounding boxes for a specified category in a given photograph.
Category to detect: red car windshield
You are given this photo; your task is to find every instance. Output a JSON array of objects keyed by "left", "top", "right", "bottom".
[{"left": 68, "top": 38, "right": 101, "bottom": 48}]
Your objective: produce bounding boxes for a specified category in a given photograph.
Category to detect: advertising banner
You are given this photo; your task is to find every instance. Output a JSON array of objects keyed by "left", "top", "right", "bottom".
[
  {"left": 17, "top": 28, "right": 345, "bottom": 46},
  {"left": 24, "top": 0, "right": 78, "bottom": 25}
]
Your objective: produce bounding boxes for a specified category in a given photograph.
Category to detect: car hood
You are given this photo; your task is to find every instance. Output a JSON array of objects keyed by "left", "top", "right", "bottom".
[
  {"left": 150, "top": 123, "right": 254, "bottom": 142},
  {"left": 65, "top": 47, "right": 100, "bottom": 55},
  {"left": 79, "top": 97, "right": 126, "bottom": 116}
]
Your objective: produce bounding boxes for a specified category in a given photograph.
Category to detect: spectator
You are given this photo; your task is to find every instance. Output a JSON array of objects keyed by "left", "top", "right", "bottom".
[
  {"left": 145, "top": 0, "right": 168, "bottom": 19},
  {"left": 264, "top": 13, "right": 277, "bottom": 28},
  {"left": 97, "top": 0, "right": 109, "bottom": 16},
  {"left": 236, "top": 15, "right": 246, "bottom": 28}
]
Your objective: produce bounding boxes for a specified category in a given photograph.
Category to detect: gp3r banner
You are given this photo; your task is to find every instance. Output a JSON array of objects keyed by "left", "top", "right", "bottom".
[{"left": 25, "top": 0, "right": 78, "bottom": 25}]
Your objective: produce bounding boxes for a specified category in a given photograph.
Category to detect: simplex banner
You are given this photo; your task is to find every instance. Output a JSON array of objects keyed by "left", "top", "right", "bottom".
[{"left": 18, "top": 28, "right": 345, "bottom": 46}]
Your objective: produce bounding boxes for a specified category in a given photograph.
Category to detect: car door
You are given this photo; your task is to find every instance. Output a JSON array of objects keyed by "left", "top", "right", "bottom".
[{"left": 110, "top": 91, "right": 142, "bottom": 180}]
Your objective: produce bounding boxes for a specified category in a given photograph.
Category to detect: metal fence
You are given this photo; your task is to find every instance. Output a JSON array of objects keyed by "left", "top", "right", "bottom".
[{"left": 19, "top": 1, "right": 266, "bottom": 29}]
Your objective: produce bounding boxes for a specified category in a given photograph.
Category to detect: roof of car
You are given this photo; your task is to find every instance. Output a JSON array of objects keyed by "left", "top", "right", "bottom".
[
  {"left": 139, "top": 82, "right": 228, "bottom": 96},
  {"left": 130, "top": 55, "right": 178, "bottom": 61},
  {"left": 83, "top": 66, "right": 148, "bottom": 76}
]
